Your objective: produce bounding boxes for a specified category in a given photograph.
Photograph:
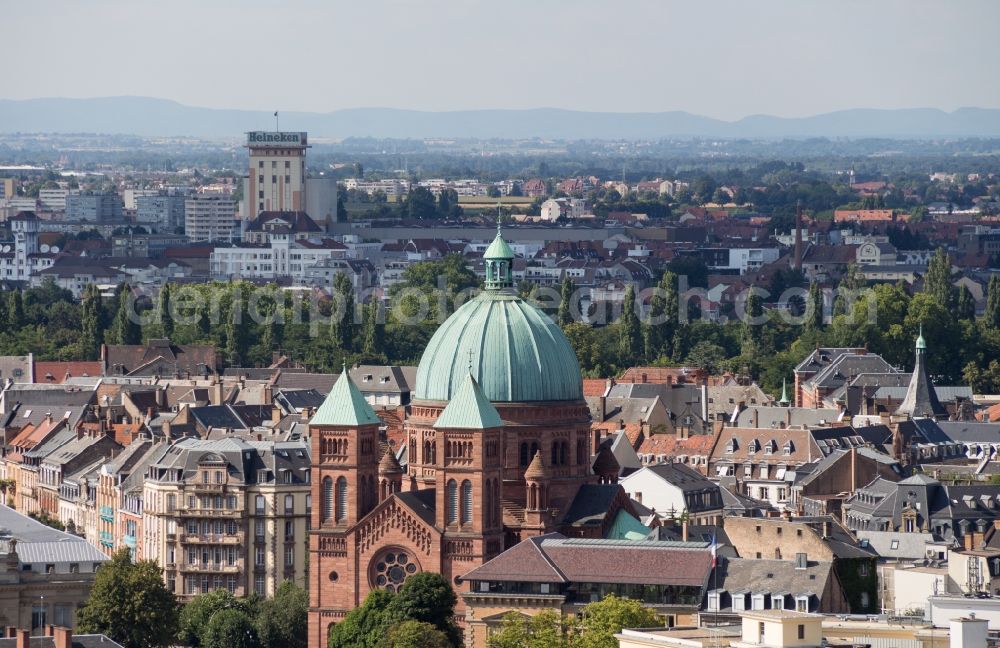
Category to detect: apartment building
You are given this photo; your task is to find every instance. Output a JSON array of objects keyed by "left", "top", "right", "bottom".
[
  {"left": 210, "top": 234, "right": 347, "bottom": 282},
  {"left": 65, "top": 192, "right": 124, "bottom": 222},
  {"left": 136, "top": 192, "right": 187, "bottom": 231},
  {"left": 185, "top": 194, "right": 238, "bottom": 242},
  {"left": 141, "top": 437, "right": 311, "bottom": 600}
]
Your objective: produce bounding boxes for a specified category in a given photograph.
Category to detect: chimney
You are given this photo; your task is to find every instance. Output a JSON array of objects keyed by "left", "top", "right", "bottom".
[
  {"left": 146, "top": 407, "right": 155, "bottom": 421},
  {"left": 682, "top": 517, "right": 689, "bottom": 542},
  {"left": 44, "top": 625, "right": 54, "bottom": 637},
  {"left": 53, "top": 627, "right": 72, "bottom": 648},
  {"left": 263, "top": 384, "right": 273, "bottom": 404},
  {"left": 822, "top": 520, "right": 831, "bottom": 538},
  {"left": 4, "top": 628, "right": 16, "bottom": 638},
  {"left": 272, "top": 406, "right": 282, "bottom": 425},
  {"left": 751, "top": 408, "right": 759, "bottom": 428},
  {"left": 850, "top": 447, "right": 857, "bottom": 490},
  {"left": 15, "top": 629, "right": 28, "bottom": 648},
  {"left": 794, "top": 200, "right": 803, "bottom": 272},
  {"left": 641, "top": 372, "right": 647, "bottom": 384},
  {"left": 598, "top": 396, "right": 607, "bottom": 422},
  {"left": 701, "top": 383, "right": 709, "bottom": 422}
]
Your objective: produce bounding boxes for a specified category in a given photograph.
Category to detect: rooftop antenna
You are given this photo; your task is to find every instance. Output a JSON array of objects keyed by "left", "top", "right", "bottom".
[
  {"left": 274, "top": 110, "right": 279, "bottom": 132},
  {"left": 496, "top": 202, "right": 503, "bottom": 232}
]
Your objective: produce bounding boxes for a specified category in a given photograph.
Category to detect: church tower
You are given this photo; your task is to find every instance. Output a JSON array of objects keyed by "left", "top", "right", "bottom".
[
  {"left": 308, "top": 365, "right": 381, "bottom": 642},
  {"left": 894, "top": 327, "right": 947, "bottom": 420}
]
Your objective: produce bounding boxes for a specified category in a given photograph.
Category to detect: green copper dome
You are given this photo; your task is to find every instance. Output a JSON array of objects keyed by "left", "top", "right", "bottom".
[{"left": 414, "top": 291, "right": 584, "bottom": 403}]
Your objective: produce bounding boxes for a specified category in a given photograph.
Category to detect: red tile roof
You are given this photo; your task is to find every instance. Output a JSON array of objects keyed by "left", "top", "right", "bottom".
[{"left": 33, "top": 361, "right": 103, "bottom": 384}]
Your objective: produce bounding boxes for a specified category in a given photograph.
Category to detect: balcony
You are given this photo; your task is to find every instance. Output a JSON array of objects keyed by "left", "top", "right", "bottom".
[
  {"left": 178, "top": 507, "right": 242, "bottom": 518},
  {"left": 191, "top": 483, "right": 226, "bottom": 492},
  {"left": 179, "top": 533, "right": 244, "bottom": 545},
  {"left": 99, "top": 531, "right": 114, "bottom": 549},
  {"left": 99, "top": 506, "right": 114, "bottom": 523},
  {"left": 123, "top": 535, "right": 137, "bottom": 548},
  {"left": 178, "top": 561, "right": 243, "bottom": 574}
]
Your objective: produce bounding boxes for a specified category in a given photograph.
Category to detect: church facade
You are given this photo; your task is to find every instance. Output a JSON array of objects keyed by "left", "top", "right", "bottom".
[{"left": 307, "top": 227, "right": 623, "bottom": 646}]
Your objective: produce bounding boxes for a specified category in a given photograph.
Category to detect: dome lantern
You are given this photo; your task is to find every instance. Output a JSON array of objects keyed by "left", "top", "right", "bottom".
[{"left": 483, "top": 214, "right": 514, "bottom": 291}]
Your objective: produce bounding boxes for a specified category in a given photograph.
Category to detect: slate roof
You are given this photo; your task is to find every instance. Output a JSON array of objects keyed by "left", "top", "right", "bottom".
[
  {"left": 0, "top": 504, "right": 111, "bottom": 565},
  {"left": 895, "top": 342, "right": 947, "bottom": 419},
  {"left": 855, "top": 530, "right": 934, "bottom": 560},
  {"left": 732, "top": 406, "right": 841, "bottom": 429},
  {"left": 936, "top": 421, "right": 1000, "bottom": 444},
  {"left": 104, "top": 339, "right": 219, "bottom": 376},
  {"left": 712, "top": 557, "right": 836, "bottom": 610},
  {"left": 561, "top": 483, "right": 622, "bottom": 527}
]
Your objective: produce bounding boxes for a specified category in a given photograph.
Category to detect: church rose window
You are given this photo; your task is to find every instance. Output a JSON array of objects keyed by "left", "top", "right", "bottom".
[{"left": 370, "top": 549, "right": 419, "bottom": 592}]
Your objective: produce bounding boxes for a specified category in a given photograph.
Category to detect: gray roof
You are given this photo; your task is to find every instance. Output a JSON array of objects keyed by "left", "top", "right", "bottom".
[
  {"left": 147, "top": 437, "right": 310, "bottom": 486},
  {"left": 732, "top": 406, "right": 841, "bottom": 429},
  {"left": 877, "top": 385, "right": 971, "bottom": 403},
  {"left": 935, "top": 421, "right": 1000, "bottom": 444},
  {"left": 713, "top": 557, "right": 836, "bottom": 611},
  {"left": 855, "top": 530, "right": 934, "bottom": 560},
  {"left": 0, "top": 504, "right": 110, "bottom": 565}
]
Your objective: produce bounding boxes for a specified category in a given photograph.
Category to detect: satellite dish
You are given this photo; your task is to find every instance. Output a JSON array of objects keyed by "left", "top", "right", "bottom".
[
  {"left": 50, "top": 245, "right": 60, "bottom": 253},
  {"left": 40, "top": 244, "right": 50, "bottom": 253},
  {"left": 1, "top": 245, "right": 9, "bottom": 253}
]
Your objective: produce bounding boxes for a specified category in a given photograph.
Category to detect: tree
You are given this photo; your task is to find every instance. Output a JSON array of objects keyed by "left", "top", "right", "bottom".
[
  {"left": 76, "top": 549, "right": 179, "bottom": 648},
  {"left": 557, "top": 276, "right": 576, "bottom": 327},
  {"left": 924, "top": 247, "right": 955, "bottom": 310},
  {"left": 684, "top": 341, "right": 727, "bottom": 375},
  {"left": 256, "top": 581, "right": 308, "bottom": 648},
  {"left": 178, "top": 589, "right": 256, "bottom": 647},
  {"left": 488, "top": 609, "right": 571, "bottom": 648},
  {"left": 740, "top": 288, "right": 765, "bottom": 356},
  {"left": 225, "top": 285, "right": 249, "bottom": 366},
  {"left": 618, "top": 284, "right": 641, "bottom": 365},
  {"left": 382, "top": 621, "right": 451, "bottom": 648},
  {"left": 203, "top": 609, "right": 258, "bottom": 648},
  {"left": 360, "top": 299, "right": 384, "bottom": 356},
  {"left": 986, "top": 275, "right": 1000, "bottom": 329},
  {"left": 805, "top": 281, "right": 824, "bottom": 330},
  {"left": 157, "top": 283, "right": 174, "bottom": 341},
  {"left": 403, "top": 187, "right": 438, "bottom": 220},
  {"left": 643, "top": 271, "right": 678, "bottom": 361},
  {"left": 957, "top": 285, "right": 976, "bottom": 322},
  {"left": 330, "top": 272, "right": 356, "bottom": 352},
  {"left": 964, "top": 359, "right": 1000, "bottom": 394},
  {"left": 109, "top": 284, "right": 141, "bottom": 346},
  {"left": 79, "top": 284, "right": 104, "bottom": 360},
  {"left": 6, "top": 290, "right": 25, "bottom": 331},
  {"left": 379, "top": 572, "right": 460, "bottom": 647},
  {"left": 576, "top": 595, "right": 661, "bottom": 648},
  {"left": 327, "top": 589, "right": 395, "bottom": 648}
]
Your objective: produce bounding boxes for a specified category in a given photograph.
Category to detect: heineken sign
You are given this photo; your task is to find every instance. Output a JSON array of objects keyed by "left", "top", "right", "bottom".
[{"left": 247, "top": 131, "right": 308, "bottom": 146}]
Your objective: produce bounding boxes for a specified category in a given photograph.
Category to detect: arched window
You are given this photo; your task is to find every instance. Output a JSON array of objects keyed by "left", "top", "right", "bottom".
[
  {"left": 446, "top": 479, "right": 458, "bottom": 524},
  {"left": 560, "top": 442, "right": 567, "bottom": 466},
  {"left": 461, "top": 480, "right": 473, "bottom": 525},
  {"left": 520, "top": 442, "right": 529, "bottom": 466},
  {"left": 423, "top": 441, "right": 431, "bottom": 464},
  {"left": 322, "top": 477, "right": 333, "bottom": 521},
  {"left": 430, "top": 442, "right": 437, "bottom": 464},
  {"left": 577, "top": 439, "right": 587, "bottom": 465},
  {"left": 335, "top": 477, "right": 348, "bottom": 522},
  {"left": 551, "top": 442, "right": 559, "bottom": 466},
  {"left": 484, "top": 479, "right": 492, "bottom": 528}
]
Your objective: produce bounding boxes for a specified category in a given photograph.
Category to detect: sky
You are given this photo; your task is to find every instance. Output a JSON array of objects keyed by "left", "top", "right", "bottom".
[{"left": 6, "top": 0, "right": 1000, "bottom": 120}]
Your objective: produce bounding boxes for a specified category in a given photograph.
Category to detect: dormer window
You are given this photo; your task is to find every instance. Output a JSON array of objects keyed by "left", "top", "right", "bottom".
[
  {"left": 363, "top": 374, "right": 373, "bottom": 382},
  {"left": 725, "top": 438, "right": 738, "bottom": 454},
  {"left": 783, "top": 441, "right": 794, "bottom": 455},
  {"left": 748, "top": 439, "right": 760, "bottom": 454}
]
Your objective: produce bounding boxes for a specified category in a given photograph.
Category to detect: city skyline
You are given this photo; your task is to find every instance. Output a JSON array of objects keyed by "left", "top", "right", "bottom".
[{"left": 5, "top": 0, "right": 1000, "bottom": 120}]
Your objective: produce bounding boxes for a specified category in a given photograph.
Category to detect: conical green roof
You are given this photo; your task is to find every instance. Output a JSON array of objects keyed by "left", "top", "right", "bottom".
[
  {"left": 483, "top": 230, "right": 514, "bottom": 260},
  {"left": 434, "top": 373, "right": 502, "bottom": 429},
  {"left": 915, "top": 325, "right": 926, "bottom": 351},
  {"left": 779, "top": 379, "right": 790, "bottom": 405},
  {"left": 311, "top": 365, "right": 380, "bottom": 426}
]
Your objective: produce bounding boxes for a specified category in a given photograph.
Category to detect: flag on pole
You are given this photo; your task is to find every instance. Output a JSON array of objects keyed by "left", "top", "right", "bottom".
[{"left": 710, "top": 532, "right": 717, "bottom": 568}]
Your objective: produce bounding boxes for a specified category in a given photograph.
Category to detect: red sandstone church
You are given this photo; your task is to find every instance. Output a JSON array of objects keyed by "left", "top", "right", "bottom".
[{"left": 308, "top": 227, "right": 629, "bottom": 645}]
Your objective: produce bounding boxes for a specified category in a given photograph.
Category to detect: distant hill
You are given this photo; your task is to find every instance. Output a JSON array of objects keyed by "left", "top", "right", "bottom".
[{"left": 1, "top": 96, "right": 999, "bottom": 139}]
